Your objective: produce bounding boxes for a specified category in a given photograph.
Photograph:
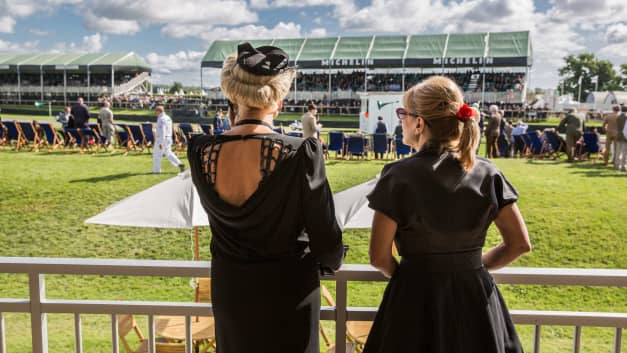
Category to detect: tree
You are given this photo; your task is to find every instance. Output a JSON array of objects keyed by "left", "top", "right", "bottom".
[
  {"left": 557, "top": 53, "right": 619, "bottom": 101},
  {"left": 169, "top": 82, "right": 183, "bottom": 94}
]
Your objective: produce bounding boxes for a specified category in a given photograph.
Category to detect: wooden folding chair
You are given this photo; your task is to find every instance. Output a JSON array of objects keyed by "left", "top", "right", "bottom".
[
  {"left": 156, "top": 342, "right": 186, "bottom": 353},
  {"left": 194, "top": 278, "right": 216, "bottom": 351},
  {"left": 321, "top": 285, "right": 372, "bottom": 353},
  {"left": 0, "top": 120, "right": 7, "bottom": 146},
  {"left": 118, "top": 314, "right": 150, "bottom": 353}
]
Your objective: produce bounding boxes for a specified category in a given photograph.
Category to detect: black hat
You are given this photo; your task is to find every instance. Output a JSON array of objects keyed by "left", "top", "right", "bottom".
[{"left": 236, "top": 42, "right": 290, "bottom": 76}]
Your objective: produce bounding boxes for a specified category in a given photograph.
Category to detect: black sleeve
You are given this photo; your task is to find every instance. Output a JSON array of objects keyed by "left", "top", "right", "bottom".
[
  {"left": 491, "top": 170, "right": 519, "bottom": 211},
  {"left": 366, "top": 163, "right": 407, "bottom": 225},
  {"left": 301, "top": 137, "right": 344, "bottom": 271}
]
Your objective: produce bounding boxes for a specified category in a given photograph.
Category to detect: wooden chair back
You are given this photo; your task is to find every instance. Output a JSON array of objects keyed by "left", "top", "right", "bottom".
[
  {"left": 196, "top": 277, "right": 211, "bottom": 303},
  {"left": 118, "top": 314, "right": 145, "bottom": 353},
  {"left": 156, "top": 342, "right": 186, "bottom": 353}
]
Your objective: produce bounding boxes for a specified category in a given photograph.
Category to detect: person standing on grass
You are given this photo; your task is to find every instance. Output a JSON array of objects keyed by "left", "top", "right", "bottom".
[
  {"left": 602, "top": 106, "right": 619, "bottom": 165},
  {"left": 99, "top": 101, "right": 115, "bottom": 149},
  {"left": 187, "top": 42, "right": 344, "bottom": 353},
  {"left": 558, "top": 108, "right": 585, "bottom": 162},
  {"left": 615, "top": 105, "right": 627, "bottom": 171},
  {"left": 485, "top": 104, "right": 501, "bottom": 158},
  {"left": 365, "top": 76, "right": 530, "bottom": 353},
  {"left": 301, "top": 103, "right": 321, "bottom": 139},
  {"left": 71, "top": 97, "right": 90, "bottom": 128},
  {"left": 153, "top": 105, "right": 185, "bottom": 174}
]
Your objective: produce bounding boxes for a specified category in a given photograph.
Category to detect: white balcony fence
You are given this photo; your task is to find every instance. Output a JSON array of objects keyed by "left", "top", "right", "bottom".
[{"left": 0, "top": 257, "right": 625, "bottom": 353}]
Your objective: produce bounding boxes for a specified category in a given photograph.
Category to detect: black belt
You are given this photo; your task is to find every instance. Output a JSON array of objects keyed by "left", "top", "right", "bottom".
[{"left": 400, "top": 249, "right": 483, "bottom": 272}]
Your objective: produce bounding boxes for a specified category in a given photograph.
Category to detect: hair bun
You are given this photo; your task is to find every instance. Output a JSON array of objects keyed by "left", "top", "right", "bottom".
[{"left": 236, "top": 42, "right": 289, "bottom": 76}]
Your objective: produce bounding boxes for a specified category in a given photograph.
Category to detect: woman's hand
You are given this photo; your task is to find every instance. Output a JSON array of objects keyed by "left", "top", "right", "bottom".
[
  {"left": 482, "top": 203, "right": 531, "bottom": 270},
  {"left": 369, "top": 211, "right": 399, "bottom": 278}
]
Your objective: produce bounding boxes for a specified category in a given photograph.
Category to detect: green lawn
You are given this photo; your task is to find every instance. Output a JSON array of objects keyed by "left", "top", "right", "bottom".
[{"left": 0, "top": 145, "right": 625, "bottom": 352}]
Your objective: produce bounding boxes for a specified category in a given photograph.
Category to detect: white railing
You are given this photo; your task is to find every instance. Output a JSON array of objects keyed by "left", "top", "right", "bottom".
[
  {"left": 0, "top": 257, "right": 625, "bottom": 353},
  {"left": 114, "top": 72, "right": 150, "bottom": 96}
]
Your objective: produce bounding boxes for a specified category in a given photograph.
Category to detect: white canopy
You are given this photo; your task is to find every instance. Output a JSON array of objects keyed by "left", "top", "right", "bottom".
[{"left": 333, "top": 177, "right": 378, "bottom": 230}]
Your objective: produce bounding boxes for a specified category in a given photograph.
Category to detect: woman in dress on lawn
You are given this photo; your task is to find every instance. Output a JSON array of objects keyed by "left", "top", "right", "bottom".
[
  {"left": 364, "top": 76, "right": 531, "bottom": 353},
  {"left": 187, "top": 42, "right": 344, "bottom": 353}
]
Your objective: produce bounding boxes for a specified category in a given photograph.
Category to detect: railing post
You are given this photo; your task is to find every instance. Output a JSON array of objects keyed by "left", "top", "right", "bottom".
[
  {"left": 0, "top": 312, "right": 6, "bottom": 353},
  {"left": 533, "top": 325, "right": 541, "bottom": 353},
  {"left": 185, "top": 316, "right": 192, "bottom": 353},
  {"left": 572, "top": 326, "right": 581, "bottom": 353},
  {"left": 614, "top": 328, "right": 622, "bottom": 353},
  {"left": 335, "top": 279, "right": 347, "bottom": 353},
  {"left": 111, "top": 314, "right": 118, "bottom": 353},
  {"left": 74, "top": 314, "right": 83, "bottom": 353},
  {"left": 148, "top": 314, "right": 156, "bottom": 353},
  {"left": 29, "top": 273, "right": 48, "bottom": 353}
]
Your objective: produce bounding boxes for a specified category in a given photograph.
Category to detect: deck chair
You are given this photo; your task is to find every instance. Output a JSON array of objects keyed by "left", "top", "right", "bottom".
[
  {"left": 287, "top": 131, "right": 303, "bottom": 138},
  {"left": 580, "top": 132, "right": 602, "bottom": 162},
  {"left": 116, "top": 124, "right": 136, "bottom": 154},
  {"left": 221, "top": 118, "right": 231, "bottom": 130},
  {"left": 3, "top": 121, "right": 24, "bottom": 150},
  {"left": 272, "top": 126, "right": 284, "bottom": 134},
  {"left": 127, "top": 125, "right": 148, "bottom": 152},
  {"left": 141, "top": 123, "right": 155, "bottom": 148},
  {"left": 193, "top": 278, "right": 216, "bottom": 351},
  {"left": 520, "top": 133, "right": 532, "bottom": 157},
  {"left": 525, "top": 133, "right": 544, "bottom": 158},
  {"left": 18, "top": 121, "right": 41, "bottom": 151},
  {"left": 0, "top": 120, "right": 6, "bottom": 146},
  {"left": 328, "top": 131, "right": 345, "bottom": 159},
  {"left": 155, "top": 342, "right": 186, "bottom": 353},
  {"left": 321, "top": 285, "right": 371, "bottom": 353},
  {"left": 38, "top": 122, "right": 63, "bottom": 150},
  {"left": 544, "top": 131, "right": 563, "bottom": 159},
  {"left": 371, "top": 133, "right": 389, "bottom": 159},
  {"left": 395, "top": 137, "right": 411, "bottom": 158},
  {"left": 200, "top": 124, "right": 214, "bottom": 135},
  {"left": 178, "top": 123, "right": 195, "bottom": 141},
  {"left": 346, "top": 135, "right": 366, "bottom": 160},
  {"left": 512, "top": 135, "right": 526, "bottom": 158},
  {"left": 119, "top": 314, "right": 149, "bottom": 353},
  {"left": 64, "top": 128, "right": 88, "bottom": 153}
]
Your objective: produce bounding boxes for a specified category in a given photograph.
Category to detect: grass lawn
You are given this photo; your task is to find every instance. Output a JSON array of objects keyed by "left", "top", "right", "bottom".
[{"left": 0, "top": 144, "right": 625, "bottom": 352}]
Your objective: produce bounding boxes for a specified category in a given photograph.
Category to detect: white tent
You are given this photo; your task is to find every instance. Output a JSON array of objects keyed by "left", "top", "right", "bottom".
[{"left": 333, "top": 177, "right": 378, "bottom": 229}]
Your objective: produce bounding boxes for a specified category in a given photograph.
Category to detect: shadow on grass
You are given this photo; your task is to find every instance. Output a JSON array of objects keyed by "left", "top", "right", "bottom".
[
  {"left": 69, "top": 172, "right": 162, "bottom": 183},
  {"left": 523, "top": 157, "right": 626, "bottom": 177}
]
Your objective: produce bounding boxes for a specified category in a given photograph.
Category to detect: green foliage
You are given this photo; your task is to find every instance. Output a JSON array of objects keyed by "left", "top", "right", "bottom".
[
  {"left": 557, "top": 53, "right": 624, "bottom": 100},
  {"left": 169, "top": 81, "right": 184, "bottom": 94},
  {"left": 0, "top": 149, "right": 625, "bottom": 352}
]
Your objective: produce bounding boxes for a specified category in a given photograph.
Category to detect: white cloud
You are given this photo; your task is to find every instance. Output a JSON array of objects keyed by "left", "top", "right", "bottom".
[
  {"left": 250, "top": 0, "right": 269, "bottom": 8},
  {"left": 29, "top": 28, "right": 50, "bottom": 36},
  {"left": 0, "top": 16, "right": 16, "bottom": 33},
  {"left": 548, "top": 0, "right": 627, "bottom": 25},
  {"left": 0, "top": 39, "right": 39, "bottom": 52},
  {"left": 600, "top": 43, "right": 627, "bottom": 57},
  {"left": 83, "top": 11, "right": 140, "bottom": 35},
  {"left": 81, "top": 0, "right": 257, "bottom": 34},
  {"left": 604, "top": 22, "right": 627, "bottom": 44},
  {"left": 307, "top": 27, "right": 327, "bottom": 38},
  {"left": 145, "top": 51, "right": 204, "bottom": 74},
  {"left": 52, "top": 33, "right": 105, "bottom": 53},
  {"left": 162, "top": 21, "right": 303, "bottom": 42}
]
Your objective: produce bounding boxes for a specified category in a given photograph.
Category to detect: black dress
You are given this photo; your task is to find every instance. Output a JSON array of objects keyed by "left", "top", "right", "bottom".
[
  {"left": 187, "top": 134, "right": 344, "bottom": 353},
  {"left": 363, "top": 148, "right": 524, "bottom": 353}
]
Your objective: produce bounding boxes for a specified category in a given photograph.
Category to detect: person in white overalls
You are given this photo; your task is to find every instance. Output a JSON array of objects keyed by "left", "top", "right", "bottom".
[{"left": 153, "top": 105, "right": 185, "bottom": 174}]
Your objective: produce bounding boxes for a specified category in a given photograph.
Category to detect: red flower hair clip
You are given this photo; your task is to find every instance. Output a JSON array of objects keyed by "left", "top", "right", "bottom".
[{"left": 456, "top": 103, "right": 474, "bottom": 121}]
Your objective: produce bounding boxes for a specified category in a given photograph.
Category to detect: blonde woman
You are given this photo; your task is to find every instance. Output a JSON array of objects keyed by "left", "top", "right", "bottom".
[
  {"left": 365, "top": 76, "right": 530, "bottom": 353},
  {"left": 187, "top": 43, "right": 344, "bottom": 353}
]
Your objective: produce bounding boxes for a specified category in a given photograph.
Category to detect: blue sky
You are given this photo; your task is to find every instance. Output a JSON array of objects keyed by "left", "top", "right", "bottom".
[{"left": 0, "top": 0, "right": 625, "bottom": 89}]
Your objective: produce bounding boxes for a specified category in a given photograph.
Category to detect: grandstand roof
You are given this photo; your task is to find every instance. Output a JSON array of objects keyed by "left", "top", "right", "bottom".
[
  {"left": 0, "top": 52, "right": 151, "bottom": 72},
  {"left": 201, "top": 31, "right": 531, "bottom": 69}
]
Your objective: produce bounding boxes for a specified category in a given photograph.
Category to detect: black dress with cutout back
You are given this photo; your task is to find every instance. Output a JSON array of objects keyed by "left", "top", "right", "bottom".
[
  {"left": 363, "top": 148, "right": 524, "bottom": 353},
  {"left": 188, "top": 133, "right": 343, "bottom": 353}
]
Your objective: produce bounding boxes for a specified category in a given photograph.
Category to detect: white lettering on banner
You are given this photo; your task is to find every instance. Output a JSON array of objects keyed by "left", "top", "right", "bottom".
[
  {"left": 433, "top": 57, "right": 494, "bottom": 66},
  {"left": 320, "top": 59, "right": 374, "bottom": 67}
]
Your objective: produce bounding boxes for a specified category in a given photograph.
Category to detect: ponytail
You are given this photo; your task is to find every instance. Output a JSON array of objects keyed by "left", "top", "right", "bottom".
[{"left": 457, "top": 114, "right": 480, "bottom": 171}]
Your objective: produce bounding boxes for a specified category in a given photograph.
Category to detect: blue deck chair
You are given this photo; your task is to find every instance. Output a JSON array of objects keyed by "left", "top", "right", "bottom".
[
  {"left": 328, "top": 131, "right": 344, "bottom": 159},
  {"left": 372, "top": 133, "right": 389, "bottom": 159},
  {"left": 38, "top": 122, "right": 63, "bottom": 150},
  {"left": 287, "top": 131, "right": 303, "bottom": 138},
  {"left": 520, "top": 133, "right": 533, "bottom": 157},
  {"left": 0, "top": 120, "right": 6, "bottom": 146},
  {"left": 221, "top": 118, "right": 231, "bottom": 130},
  {"left": 213, "top": 128, "right": 224, "bottom": 135},
  {"left": 272, "top": 127, "right": 284, "bottom": 134},
  {"left": 200, "top": 124, "right": 213, "bottom": 135},
  {"left": 64, "top": 127, "right": 88, "bottom": 152},
  {"left": 581, "top": 132, "right": 601, "bottom": 162},
  {"left": 347, "top": 135, "right": 366, "bottom": 159},
  {"left": 116, "top": 124, "right": 133, "bottom": 153},
  {"left": 513, "top": 135, "right": 526, "bottom": 158},
  {"left": 3, "top": 120, "right": 24, "bottom": 150},
  {"left": 178, "top": 123, "right": 194, "bottom": 140},
  {"left": 18, "top": 121, "right": 41, "bottom": 150},
  {"left": 141, "top": 123, "right": 155, "bottom": 147},
  {"left": 395, "top": 138, "right": 411, "bottom": 158},
  {"left": 526, "top": 132, "right": 544, "bottom": 157},
  {"left": 544, "top": 131, "right": 563, "bottom": 159}
]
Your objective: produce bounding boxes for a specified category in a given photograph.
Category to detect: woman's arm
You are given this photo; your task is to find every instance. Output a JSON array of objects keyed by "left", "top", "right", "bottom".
[
  {"left": 369, "top": 211, "right": 399, "bottom": 278},
  {"left": 482, "top": 203, "right": 531, "bottom": 271}
]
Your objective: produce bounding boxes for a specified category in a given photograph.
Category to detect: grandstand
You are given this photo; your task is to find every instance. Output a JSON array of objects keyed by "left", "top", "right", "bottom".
[
  {"left": 201, "top": 31, "right": 532, "bottom": 110},
  {"left": 0, "top": 52, "right": 152, "bottom": 106}
]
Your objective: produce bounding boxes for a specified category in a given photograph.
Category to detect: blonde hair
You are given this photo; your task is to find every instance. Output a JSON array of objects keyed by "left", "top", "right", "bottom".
[
  {"left": 220, "top": 54, "right": 296, "bottom": 110},
  {"left": 403, "top": 76, "right": 480, "bottom": 171}
]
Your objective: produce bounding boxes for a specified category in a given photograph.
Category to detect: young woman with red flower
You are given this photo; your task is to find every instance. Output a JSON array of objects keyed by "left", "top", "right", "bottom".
[{"left": 365, "top": 76, "right": 531, "bottom": 353}]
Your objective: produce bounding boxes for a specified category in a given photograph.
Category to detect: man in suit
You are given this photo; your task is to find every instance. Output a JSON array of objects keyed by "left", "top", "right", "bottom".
[
  {"left": 153, "top": 105, "right": 185, "bottom": 174},
  {"left": 558, "top": 108, "right": 585, "bottom": 162},
  {"left": 70, "top": 97, "right": 90, "bottom": 128},
  {"left": 602, "top": 106, "right": 620, "bottom": 165},
  {"left": 301, "top": 103, "right": 321, "bottom": 139},
  {"left": 374, "top": 116, "right": 387, "bottom": 134}
]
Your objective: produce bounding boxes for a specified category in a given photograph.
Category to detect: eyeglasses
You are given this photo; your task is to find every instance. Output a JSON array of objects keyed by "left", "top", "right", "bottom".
[{"left": 395, "top": 107, "right": 418, "bottom": 120}]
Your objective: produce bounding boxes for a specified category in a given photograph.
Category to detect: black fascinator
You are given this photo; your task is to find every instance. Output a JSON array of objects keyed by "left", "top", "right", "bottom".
[{"left": 236, "top": 42, "right": 290, "bottom": 76}]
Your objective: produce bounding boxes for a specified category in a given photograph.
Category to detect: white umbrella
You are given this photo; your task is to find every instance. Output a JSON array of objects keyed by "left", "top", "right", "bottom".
[
  {"left": 85, "top": 170, "right": 209, "bottom": 259},
  {"left": 333, "top": 177, "right": 379, "bottom": 230}
]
